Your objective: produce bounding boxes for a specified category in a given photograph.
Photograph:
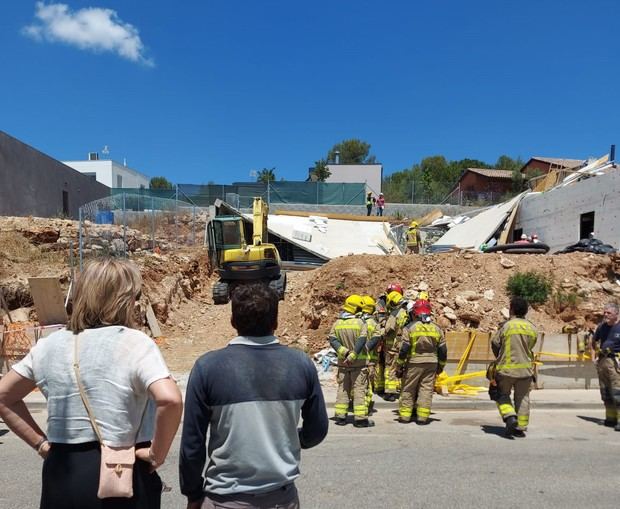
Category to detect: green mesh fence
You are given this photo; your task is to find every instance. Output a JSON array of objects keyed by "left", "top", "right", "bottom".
[{"left": 113, "top": 182, "right": 366, "bottom": 207}]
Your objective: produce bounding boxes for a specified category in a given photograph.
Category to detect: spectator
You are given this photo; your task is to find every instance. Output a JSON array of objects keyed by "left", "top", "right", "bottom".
[
  {"left": 180, "top": 282, "right": 328, "bottom": 509},
  {"left": 0, "top": 258, "right": 182, "bottom": 509},
  {"left": 376, "top": 193, "right": 386, "bottom": 217}
]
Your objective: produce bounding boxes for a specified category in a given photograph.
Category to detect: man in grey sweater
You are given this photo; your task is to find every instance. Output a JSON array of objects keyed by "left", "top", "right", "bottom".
[{"left": 180, "top": 282, "right": 329, "bottom": 508}]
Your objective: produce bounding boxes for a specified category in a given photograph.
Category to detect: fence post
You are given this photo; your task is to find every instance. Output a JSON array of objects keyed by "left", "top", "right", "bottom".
[
  {"left": 122, "top": 193, "right": 127, "bottom": 257},
  {"left": 78, "top": 207, "right": 83, "bottom": 271},
  {"left": 192, "top": 206, "right": 196, "bottom": 245},
  {"left": 175, "top": 184, "right": 179, "bottom": 245},
  {"left": 151, "top": 196, "right": 155, "bottom": 251}
]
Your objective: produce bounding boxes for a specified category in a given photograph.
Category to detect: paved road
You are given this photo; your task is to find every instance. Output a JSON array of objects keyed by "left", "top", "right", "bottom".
[{"left": 1, "top": 400, "right": 618, "bottom": 509}]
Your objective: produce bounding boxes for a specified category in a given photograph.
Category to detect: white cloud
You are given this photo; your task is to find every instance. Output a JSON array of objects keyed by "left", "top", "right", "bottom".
[{"left": 22, "top": 2, "right": 154, "bottom": 67}]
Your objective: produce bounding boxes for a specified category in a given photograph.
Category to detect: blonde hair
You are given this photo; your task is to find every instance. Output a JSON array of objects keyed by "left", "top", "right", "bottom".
[{"left": 68, "top": 258, "right": 142, "bottom": 333}]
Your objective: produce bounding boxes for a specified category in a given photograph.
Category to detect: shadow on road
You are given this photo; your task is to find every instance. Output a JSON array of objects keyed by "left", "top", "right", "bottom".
[
  {"left": 481, "top": 424, "right": 512, "bottom": 439},
  {"left": 576, "top": 415, "right": 604, "bottom": 426},
  {"left": 0, "top": 429, "right": 9, "bottom": 437}
]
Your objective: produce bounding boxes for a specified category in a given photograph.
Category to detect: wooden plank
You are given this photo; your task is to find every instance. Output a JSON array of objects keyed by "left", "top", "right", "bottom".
[
  {"left": 27, "top": 277, "right": 68, "bottom": 326},
  {"left": 145, "top": 303, "right": 162, "bottom": 338},
  {"left": 498, "top": 200, "right": 520, "bottom": 245},
  {"left": 416, "top": 208, "right": 444, "bottom": 227},
  {"left": 446, "top": 331, "right": 493, "bottom": 361},
  {"left": 0, "top": 288, "right": 12, "bottom": 323}
]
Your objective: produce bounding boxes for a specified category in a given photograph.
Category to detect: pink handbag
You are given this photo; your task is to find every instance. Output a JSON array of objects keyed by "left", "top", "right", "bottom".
[{"left": 73, "top": 334, "right": 142, "bottom": 499}]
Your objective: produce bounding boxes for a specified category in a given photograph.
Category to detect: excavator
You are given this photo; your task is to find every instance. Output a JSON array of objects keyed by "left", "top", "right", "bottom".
[{"left": 207, "top": 197, "right": 286, "bottom": 304}]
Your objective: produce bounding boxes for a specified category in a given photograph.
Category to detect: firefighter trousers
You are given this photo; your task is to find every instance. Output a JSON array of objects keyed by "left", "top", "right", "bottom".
[
  {"left": 496, "top": 374, "right": 531, "bottom": 430},
  {"left": 384, "top": 348, "right": 401, "bottom": 395},
  {"left": 335, "top": 366, "right": 369, "bottom": 422},
  {"left": 597, "top": 357, "right": 620, "bottom": 422},
  {"left": 399, "top": 363, "right": 437, "bottom": 423}
]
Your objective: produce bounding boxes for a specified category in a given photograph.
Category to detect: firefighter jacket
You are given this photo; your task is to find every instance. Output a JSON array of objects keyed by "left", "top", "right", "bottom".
[
  {"left": 396, "top": 321, "right": 447, "bottom": 367},
  {"left": 384, "top": 305, "right": 409, "bottom": 349},
  {"left": 406, "top": 227, "right": 420, "bottom": 247},
  {"left": 328, "top": 313, "right": 368, "bottom": 368},
  {"left": 491, "top": 317, "right": 538, "bottom": 378},
  {"left": 362, "top": 314, "right": 382, "bottom": 363}
]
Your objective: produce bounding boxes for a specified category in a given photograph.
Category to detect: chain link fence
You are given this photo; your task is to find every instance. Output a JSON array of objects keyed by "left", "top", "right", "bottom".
[{"left": 78, "top": 193, "right": 207, "bottom": 269}]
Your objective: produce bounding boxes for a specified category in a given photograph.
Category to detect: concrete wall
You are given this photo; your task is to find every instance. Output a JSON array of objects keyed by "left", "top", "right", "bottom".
[
  {"left": 263, "top": 202, "right": 479, "bottom": 218},
  {"left": 63, "top": 160, "right": 149, "bottom": 188},
  {"left": 325, "top": 164, "right": 382, "bottom": 195},
  {"left": 515, "top": 169, "right": 620, "bottom": 252},
  {"left": 0, "top": 131, "right": 109, "bottom": 219}
]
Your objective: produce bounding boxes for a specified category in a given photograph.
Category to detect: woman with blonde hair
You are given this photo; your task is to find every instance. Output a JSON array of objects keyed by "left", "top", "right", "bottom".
[{"left": 0, "top": 258, "right": 183, "bottom": 509}]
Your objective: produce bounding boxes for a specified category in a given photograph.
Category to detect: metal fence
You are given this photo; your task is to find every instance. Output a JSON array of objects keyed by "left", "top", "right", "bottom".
[
  {"left": 112, "top": 181, "right": 366, "bottom": 208},
  {"left": 78, "top": 193, "right": 207, "bottom": 269}
]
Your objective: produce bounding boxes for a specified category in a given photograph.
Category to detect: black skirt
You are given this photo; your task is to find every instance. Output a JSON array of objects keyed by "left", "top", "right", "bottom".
[{"left": 41, "top": 442, "right": 162, "bottom": 509}]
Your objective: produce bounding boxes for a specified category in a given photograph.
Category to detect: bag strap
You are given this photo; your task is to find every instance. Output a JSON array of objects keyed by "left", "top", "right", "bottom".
[
  {"left": 73, "top": 333, "right": 149, "bottom": 446},
  {"left": 73, "top": 333, "right": 104, "bottom": 444}
]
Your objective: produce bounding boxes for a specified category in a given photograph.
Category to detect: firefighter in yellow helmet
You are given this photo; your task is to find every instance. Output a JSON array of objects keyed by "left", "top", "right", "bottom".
[
  {"left": 491, "top": 295, "right": 538, "bottom": 437},
  {"left": 395, "top": 299, "right": 446, "bottom": 424},
  {"left": 360, "top": 295, "right": 382, "bottom": 414},
  {"left": 328, "top": 294, "right": 372, "bottom": 427},
  {"left": 383, "top": 290, "right": 410, "bottom": 401},
  {"left": 406, "top": 221, "right": 421, "bottom": 254}
]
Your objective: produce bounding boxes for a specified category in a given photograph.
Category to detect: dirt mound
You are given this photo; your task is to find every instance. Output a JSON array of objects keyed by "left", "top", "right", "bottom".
[{"left": 278, "top": 252, "right": 618, "bottom": 353}]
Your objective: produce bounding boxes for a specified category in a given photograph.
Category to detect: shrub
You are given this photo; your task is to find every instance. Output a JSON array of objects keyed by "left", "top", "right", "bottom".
[
  {"left": 505, "top": 271, "right": 552, "bottom": 305},
  {"left": 551, "top": 288, "right": 581, "bottom": 312}
]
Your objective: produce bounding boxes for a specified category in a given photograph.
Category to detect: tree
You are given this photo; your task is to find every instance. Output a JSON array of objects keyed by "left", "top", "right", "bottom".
[
  {"left": 149, "top": 176, "right": 173, "bottom": 189},
  {"left": 327, "top": 139, "right": 376, "bottom": 164},
  {"left": 256, "top": 167, "right": 276, "bottom": 183},
  {"left": 495, "top": 155, "right": 525, "bottom": 172},
  {"left": 310, "top": 159, "right": 331, "bottom": 181}
]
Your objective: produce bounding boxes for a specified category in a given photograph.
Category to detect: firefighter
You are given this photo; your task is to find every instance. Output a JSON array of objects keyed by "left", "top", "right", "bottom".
[
  {"left": 590, "top": 302, "right": 620, "bottom": 430},
  {"left": 383, "top": 290, "right": 410, "bottom": 401},
  {"left": 394, "top": 299, "right": 446, "bottom": 424},
  {"left": 360, "top": 295, "right": 382, "bottom": 414},
  {"left": 406, "top": 221, "right": 421, "bottom": 254},
  {"left": 491, "top": 296, "right": 538, "bottom": 438},
  {"left": 374, "top": 283, "right": 403, "bottom": 397},
  {"left": 328, "top": 294, "right": 372, "bottom": 427}
]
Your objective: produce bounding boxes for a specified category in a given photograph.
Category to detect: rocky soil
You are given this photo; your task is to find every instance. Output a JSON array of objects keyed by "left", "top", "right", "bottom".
[{"left": 3, "top": 216, "right": 620, "bottom": 373}]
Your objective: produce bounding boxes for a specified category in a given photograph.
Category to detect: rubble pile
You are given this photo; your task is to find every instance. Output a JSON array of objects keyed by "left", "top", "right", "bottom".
[{"left": 280, "top": 252, "right": 618, "bottom": 353}]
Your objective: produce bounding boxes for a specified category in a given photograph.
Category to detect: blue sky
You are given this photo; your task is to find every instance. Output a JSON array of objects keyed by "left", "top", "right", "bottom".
[{"left": 1, "top": 1, "right": 618, "bottom": 185}]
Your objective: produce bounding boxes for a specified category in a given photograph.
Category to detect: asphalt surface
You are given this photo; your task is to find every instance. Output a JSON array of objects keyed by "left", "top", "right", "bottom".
[{"left": 1, "top": 391, "right": 619, "bottom": 509}]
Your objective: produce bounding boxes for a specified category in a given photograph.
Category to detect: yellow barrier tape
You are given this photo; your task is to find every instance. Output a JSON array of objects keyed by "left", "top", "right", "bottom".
[
  {"left": 535, "top": 351, "right": 591, "bottom": 361},
  {"left": 435, "top": 370, "right": 488, "bottom": 396}
]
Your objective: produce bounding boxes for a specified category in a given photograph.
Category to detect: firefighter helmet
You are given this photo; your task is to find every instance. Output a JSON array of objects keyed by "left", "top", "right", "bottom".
[
  {"left": 412, "top": 299, "right": 432, "bottom": 323},
  {"left": 417, "top": 290, "right": 429, "bottom": 301},
  {"left": 361, "top": 295, "right": 376, "bottom": 314},
  {"left": 386, "top": 282, "right": 403, "bottom": 295},
  {"left": 409, "top": 221, "right": 419, "bottom": 228},
  {"left": 387, "top": 291, "right": 403, "bottom": 308},
  {"left": 343, "top": 294, "right": 364, "bottom": 314}
]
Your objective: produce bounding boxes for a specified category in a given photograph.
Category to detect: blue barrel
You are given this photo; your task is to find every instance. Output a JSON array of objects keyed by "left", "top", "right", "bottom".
[{"left": 95, "top": 211, "right": 114, "bottom": 224}]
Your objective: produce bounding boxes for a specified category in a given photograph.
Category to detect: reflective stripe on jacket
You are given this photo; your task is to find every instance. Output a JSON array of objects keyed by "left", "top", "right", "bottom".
[
  {"left": 384, "top": 306, "right": 409, "bottom": 348},
  {"left": 328, "top": 315, "right": 368, "bottom": 367},
  {"left": 491, "top": 317, "right": 538, "bottom": 378},
  {"left": 398, "top": 321, "right": 446, "bottom": 365}
]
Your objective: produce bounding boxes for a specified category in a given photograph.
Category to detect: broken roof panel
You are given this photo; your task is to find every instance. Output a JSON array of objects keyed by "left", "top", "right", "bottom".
[
  {"left": 243, "top": 212, "right": 395, "bottom": 259},
  {"left": 433, "top": 193, "right": 526, "bottom": 250}
]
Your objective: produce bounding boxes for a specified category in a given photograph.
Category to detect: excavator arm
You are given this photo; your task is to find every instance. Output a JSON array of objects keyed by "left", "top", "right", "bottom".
[{"left": 252, "top": 197, "right": 269, "bottom": 246}]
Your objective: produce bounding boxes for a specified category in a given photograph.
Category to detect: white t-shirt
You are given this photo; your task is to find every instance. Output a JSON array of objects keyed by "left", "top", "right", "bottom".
[{"left": 13, "top": 326, "right": 170, "bottom": 446}]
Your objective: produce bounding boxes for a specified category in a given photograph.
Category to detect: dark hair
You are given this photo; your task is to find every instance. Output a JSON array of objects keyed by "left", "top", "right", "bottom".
[
  {"left": 510, "top": 295, "right": 528, "bottom": 317},
  {"left": 231, "top": 282, "right": 278, "bottom": 336}
]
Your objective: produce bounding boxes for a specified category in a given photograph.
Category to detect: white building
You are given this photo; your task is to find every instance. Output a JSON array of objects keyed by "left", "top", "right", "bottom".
[
  {"left": 63, "top": 153, "right": 150, "bottom": 189},
  {"left": 325, "top": 163, "right": 383, "bottom": 195}
]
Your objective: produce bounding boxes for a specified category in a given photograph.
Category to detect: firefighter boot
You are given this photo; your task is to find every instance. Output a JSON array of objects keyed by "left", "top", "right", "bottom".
[{"left": 505, "top": 415, "right": 518, "bottom": 437}]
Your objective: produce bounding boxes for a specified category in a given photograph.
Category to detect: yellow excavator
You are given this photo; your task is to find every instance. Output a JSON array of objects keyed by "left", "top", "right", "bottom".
[{"left": 207, "top": 197, "right": 286, "bottom": 304}]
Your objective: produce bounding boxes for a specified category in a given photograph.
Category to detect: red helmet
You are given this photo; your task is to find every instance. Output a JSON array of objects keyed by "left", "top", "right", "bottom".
[
  {"left": 412, "top": 299, "right": 432, "bottom": 322},
  {"left": 386, "top": 283, "right": 403, "bottom": 296}
]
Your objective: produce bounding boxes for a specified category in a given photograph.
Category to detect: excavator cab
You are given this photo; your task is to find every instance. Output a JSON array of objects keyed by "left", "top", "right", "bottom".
[{"left": 207, "top": 198, "right": 286, "bottom": 304}]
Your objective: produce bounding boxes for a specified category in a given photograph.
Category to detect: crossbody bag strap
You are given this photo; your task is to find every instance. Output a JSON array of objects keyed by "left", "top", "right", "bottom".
[
  {"left": 73, "top": 332, "right": 149, "bottom": 446},
  {"left": 73, "top": 333, "right": 105, "bottom": 444}
]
